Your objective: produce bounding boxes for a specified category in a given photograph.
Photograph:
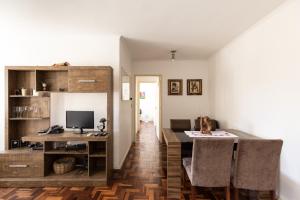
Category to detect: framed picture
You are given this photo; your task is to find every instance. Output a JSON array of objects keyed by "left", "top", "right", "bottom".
[
  {"left": 168, "top": 79, "right": 183, "bottom": 95},
  {"left": 140, "top": 92, "right": 146, "bottom": 99},
  {"left": 187, "top": 79, "right": 202, "bottom": 95}
]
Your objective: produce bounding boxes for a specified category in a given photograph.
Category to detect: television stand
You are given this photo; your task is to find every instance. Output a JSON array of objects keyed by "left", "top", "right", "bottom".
[{"left": 0, "top": 132, "right": 113, "bottom": 187}]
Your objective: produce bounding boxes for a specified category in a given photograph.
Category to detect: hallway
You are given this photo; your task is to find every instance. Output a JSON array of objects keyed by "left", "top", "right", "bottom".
[{"left": 0, "top": 122, "right": 274, "bottom": 200}]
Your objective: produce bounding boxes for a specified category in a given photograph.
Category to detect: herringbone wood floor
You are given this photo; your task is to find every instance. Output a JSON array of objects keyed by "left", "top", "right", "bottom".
[{"left": 0, "top": 122, "right": 274, "bottom": 200}]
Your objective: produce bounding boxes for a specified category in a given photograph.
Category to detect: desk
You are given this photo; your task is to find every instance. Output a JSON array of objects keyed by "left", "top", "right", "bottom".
[{"left": 162, "top": 128, "right": 259, "bottom": 199}]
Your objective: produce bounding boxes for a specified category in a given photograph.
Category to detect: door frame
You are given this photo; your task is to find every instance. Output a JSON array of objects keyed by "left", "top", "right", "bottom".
[{"left": 133, "top": 75, "right": 163, "bottom": 142}]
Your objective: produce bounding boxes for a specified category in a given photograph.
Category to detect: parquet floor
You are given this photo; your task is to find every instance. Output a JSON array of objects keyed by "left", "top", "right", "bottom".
[{"left": 0, "top": 122, "right": 274, "bottom": 200}]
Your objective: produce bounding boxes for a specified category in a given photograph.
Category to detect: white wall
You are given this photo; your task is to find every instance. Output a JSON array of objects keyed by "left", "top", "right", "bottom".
[
  {"left": 118, "top": 37, "right": 133, "bottom": 168},
  {"left": 133, "top": 60, "right": 210, "bottom": 129},
  {"left": 209, "top": 1, "right": 300, "bottom": 199},
  {"left": 51, "top": 93, "right": 107, "bottom": 131}
]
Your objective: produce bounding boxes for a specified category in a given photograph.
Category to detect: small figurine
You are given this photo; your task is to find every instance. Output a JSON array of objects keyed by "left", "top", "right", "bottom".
[
  {"left": 42, "top": 82, "right": 47, "bottom": 91},
  {"left": 97, "top": 118, "right": 107, "bottom": 133},
  {"left": 52, "top": 62, "right": 70, "bottom": 67}
]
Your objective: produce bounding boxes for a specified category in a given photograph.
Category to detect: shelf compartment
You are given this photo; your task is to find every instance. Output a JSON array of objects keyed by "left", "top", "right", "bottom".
[
  {"left": 89, "top": 141, "right": 106, "bottom": 156},
  {"left": 44, "top": 154, "right": 88, "bottom": 178},
  {"left": 8, "top": 120, "right": 50, "bottom": 147},
  {"left": 89, "top": 157, "right": 106, "bottom": 177},
  {"left": 8, "top": 70, "right": 36, "bottom": 96},
  {"left": 9, "top": 97, "right": 50, "bottom": 119},
  {"left": 44, "top": 141, "right": 88, "bottom": 155},
  {"left": 36, "top": 70, "right": 68, "bottom": 92}
]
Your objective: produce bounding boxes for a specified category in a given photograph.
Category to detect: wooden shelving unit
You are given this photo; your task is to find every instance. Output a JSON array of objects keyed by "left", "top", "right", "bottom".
[{"left": 0, "top": 66, "right": 113, "bottom": 187}]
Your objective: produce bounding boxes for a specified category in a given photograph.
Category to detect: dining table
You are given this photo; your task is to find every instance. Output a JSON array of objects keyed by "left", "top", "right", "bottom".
[{"left": 162, "top": 128, "right": 259, "bottom": 199}]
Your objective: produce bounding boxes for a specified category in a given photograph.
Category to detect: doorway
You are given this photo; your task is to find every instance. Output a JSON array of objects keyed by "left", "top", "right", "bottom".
[{"left": 134, "top": 75, "right": 162, "bottom": 142}]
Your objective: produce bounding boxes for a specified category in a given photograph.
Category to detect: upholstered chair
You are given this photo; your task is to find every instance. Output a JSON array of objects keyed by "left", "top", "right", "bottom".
[
  {"left": 170, "top": 119, "right": 191, "bottom": 132},
  {"left": 233, "top": 139, "right": 283, "bottom": 200},
  {"left": 183, "top": 138, "right": 235, "bottom": 200}
]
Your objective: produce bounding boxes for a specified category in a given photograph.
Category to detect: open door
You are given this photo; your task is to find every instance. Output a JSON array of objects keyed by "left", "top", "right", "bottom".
[{"left": 134, "top": 75, "right": 162, "bottom": 142}]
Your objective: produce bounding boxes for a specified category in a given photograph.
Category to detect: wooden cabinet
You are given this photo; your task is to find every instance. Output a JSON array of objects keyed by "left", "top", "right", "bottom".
[
  {"left": 68, "top": 67, "right": 111, "bottom": 92},
  {"left": 0, "top": 152, "right": 43, "bottom": 178},
  {"left": 2, "top": 66, "right": 113, "bottom": 187}
]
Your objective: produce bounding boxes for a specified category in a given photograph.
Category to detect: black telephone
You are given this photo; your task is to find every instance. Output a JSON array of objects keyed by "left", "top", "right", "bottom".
[{"left": 38, "top": 125, "right": 64, "bottom": 134}]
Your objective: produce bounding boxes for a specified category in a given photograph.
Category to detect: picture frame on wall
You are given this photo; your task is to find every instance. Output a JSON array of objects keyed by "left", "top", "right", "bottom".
[
  {"left": 187, "top": 79, "right": 202, "bottom": 95},
  {"left": 168, "top": 79, "right": 183, "bottom": 95}
]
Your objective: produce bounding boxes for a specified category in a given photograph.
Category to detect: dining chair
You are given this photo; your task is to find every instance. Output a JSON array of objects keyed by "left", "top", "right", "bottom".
[
  {"left": 170, "top": 119, "right": 191, "bottom": 132},
  {"left": 183, "top": 138, "right": 235, "bottom": 200},
  {"left": 233, "top": 139, "right": 283, "bottom": 200}
]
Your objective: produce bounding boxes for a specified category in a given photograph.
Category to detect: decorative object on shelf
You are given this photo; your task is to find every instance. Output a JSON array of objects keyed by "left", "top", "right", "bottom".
[
  {"left": 187, "top": 79, "right": 202, "bottom": 95},
  {"left": 28, "top": 142, "right": 44, "bottom": 150},
  {"left": 15, "top": 89, "right": 21, "bottom": 95},
  {"left": 168, "top": 79, "right": 183, "bottom": 95},
  {"left": 53, "top": 157, "right": 75, "bottom": 175},
  {"left": 200, "top": 116, "right": 215, "bottom": 134},
  {"left": 97, "top": 118, "right": 107, "bottom": 133},
  {"left": 41, "top": 82, "right": 47, "bottom": 91},
  {"left": 52, "top": 62, "right": 70, "bottom": 67},
  {"left": 32, "top": 89, "right": 39, "bottom": 96},
  {"left": 59, "top": 88, "right": 66, "bottom": 92},
  {"left": 11, "top": 140, "right": 20, "bottom": 148},
  {"left": 21, "top": 88, "right": 27, "bottom": 96}
]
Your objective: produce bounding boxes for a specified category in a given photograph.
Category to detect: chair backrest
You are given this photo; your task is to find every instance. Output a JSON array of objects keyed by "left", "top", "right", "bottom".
[
  {"left": 170, "top": 119, "right": 191, "bottom": 132},
  {"left": 233, "top": 139, "right": 283, "bottom": 191},
  {"left": 191, "top": 138, "right": 234, "bottom": 187}
]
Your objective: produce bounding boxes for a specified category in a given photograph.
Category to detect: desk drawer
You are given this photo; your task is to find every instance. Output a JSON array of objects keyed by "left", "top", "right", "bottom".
[
  {"left": 0, "top": 153, "right": 43, "bottom": 178},
  {"left": 68, "top": 68, "right": 110, "bottom": 92}
]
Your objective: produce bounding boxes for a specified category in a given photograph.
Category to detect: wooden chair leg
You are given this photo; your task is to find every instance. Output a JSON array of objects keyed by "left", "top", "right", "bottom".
[
  {"left": 225, "top": 186, "right": 230, "bottom": 200},
  {"left": 191, "top": 186, "right": 197, "bottom": 200},
  {"left": 270, "top": 190, "right": 276, "bottom": 200},
  {"left": 234, "top": 188, "right": 239, "bottom": 200}
]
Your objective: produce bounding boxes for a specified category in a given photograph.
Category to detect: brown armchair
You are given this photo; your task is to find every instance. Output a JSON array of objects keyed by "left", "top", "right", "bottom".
[
  {"left": 183, "top": 138, "right": 235, "bottom": 200},
  {"left": 233, "top": 139, "right": 283, "bottom": 200}
]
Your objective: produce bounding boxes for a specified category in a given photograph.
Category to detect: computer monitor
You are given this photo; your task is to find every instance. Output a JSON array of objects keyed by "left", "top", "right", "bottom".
[{"left": 66, "top": 111, "right": 94, "bottom": 134}]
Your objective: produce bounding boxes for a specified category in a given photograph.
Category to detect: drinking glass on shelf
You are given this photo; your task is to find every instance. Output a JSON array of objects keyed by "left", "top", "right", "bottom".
[
  {"left": 24, "top": 106, "right": 29, "bottom": 118},
  {"left": 28, "top": 106, "right": 33, "bottom": 118},
  {"left": 19, "top": 106, "right": 25, "bottom": 118},
  {"left": 12, "top": 107, "right": 18, "bottom": 118},
  {"left": 16, "top": 106, "right": 22, "bottom": 118}
]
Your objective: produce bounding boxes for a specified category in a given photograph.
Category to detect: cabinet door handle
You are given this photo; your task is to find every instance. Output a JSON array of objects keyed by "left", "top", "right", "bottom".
[
  {"left": 9, "top": 164, "right": 29, "bottom": 168},
  {"left": 78, "top": 80, "right": 96, "bottom": 83}
]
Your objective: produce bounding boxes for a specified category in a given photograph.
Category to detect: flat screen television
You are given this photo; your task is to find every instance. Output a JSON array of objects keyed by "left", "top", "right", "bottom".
[{"left": 66, "top": 111, "right": 94, "bottom": 134}]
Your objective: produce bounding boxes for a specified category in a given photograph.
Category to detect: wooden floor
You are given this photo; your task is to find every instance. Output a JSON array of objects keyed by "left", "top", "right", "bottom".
[{"left": 0, "top": 122, "right": 274, "bottom": 200}]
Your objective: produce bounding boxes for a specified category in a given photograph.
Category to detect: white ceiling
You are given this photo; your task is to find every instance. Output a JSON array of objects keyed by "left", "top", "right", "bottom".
[{"left": 1, "top": 0, "right": 285, "bottom": 60}]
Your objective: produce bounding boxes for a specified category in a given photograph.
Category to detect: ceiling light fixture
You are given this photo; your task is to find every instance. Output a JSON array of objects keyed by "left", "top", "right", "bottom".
[{"left": 170, "top": 50, "right": 177, "bottom": 61}]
